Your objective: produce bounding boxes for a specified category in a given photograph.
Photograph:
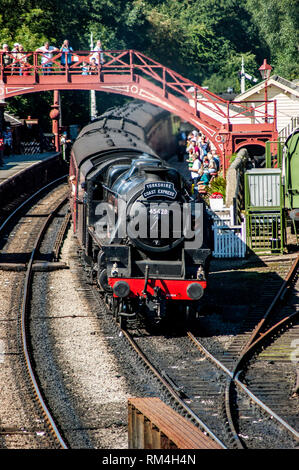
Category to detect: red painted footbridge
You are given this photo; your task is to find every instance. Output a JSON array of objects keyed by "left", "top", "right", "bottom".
[{"left": 0, "top": 49, "right": 277, "bottom": 168}]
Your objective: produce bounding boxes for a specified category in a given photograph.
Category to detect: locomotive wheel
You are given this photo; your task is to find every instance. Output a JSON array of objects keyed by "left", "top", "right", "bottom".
[
  {"left": 98, "top": 269, "right": 112, "bottom": 293},
  {"left": 112, "top": 298, "right": 120, "bottom": 319},
  {"left": 104, "top": 293, "right": 113, "bottom": 312},
  {"left": 119, "top": 313, "right": 126, "bottom": 330},
  {"left": 84, "top": 268, "right": 93, "bottom": 285},
  {"left": 184, "top": 304, "right": 199, "bottom": 330},
  {"left": 185, "top": 305, "right": 192, "bottom": 329}
]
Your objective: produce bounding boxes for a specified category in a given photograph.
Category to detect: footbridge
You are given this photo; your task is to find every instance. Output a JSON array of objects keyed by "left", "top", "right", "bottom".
[{"left": 0, "top": 49, "right": 277, "bottom": 168}]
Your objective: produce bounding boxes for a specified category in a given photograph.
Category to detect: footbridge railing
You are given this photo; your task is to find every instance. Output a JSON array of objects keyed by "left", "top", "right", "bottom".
[
  {"left": 0, "top": 49, "right": 278, "bottom": 168},
  {"left": 0, "top": 49, "right": 276, "bottom": 127}
]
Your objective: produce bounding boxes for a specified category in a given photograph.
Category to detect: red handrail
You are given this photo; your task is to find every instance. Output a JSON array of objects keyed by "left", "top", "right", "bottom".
[{"left": 0, "top": 49, "right": 277, "bottom": 126}]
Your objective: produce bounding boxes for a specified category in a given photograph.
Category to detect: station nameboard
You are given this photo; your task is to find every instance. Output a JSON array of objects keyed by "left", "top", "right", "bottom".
[{"left": 25, "top": 119, "right": 39, "bottom": 125}]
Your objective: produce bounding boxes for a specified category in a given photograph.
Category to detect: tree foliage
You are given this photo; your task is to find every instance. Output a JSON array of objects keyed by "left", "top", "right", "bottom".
[
  {"left": 245, "top": 0, "right": 299, "bottom": 79},
  {"left": 0, "top": 0, "right": 297, "bottom": 130}
]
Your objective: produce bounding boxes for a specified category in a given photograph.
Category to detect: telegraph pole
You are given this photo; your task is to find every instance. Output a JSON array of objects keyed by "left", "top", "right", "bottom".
[
  {"left": 90, "top": 32, "right": 97, "bottom": 121},
  {"left": 240, "top": 56, "right": 245, "bottom": 94}
]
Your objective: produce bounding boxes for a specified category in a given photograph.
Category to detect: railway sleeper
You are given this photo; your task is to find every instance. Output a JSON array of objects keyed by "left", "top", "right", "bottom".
[{"left": 0, "top": 261, "right": 69, "bottom": 271}]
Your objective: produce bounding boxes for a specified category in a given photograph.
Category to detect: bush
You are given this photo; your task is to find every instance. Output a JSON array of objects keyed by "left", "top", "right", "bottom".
[
  {"left": 207, "top": 175, "right": 226, "bottom": 199},
  {"left": 228, "top": 153, "right": 238, "bottom": 165}
]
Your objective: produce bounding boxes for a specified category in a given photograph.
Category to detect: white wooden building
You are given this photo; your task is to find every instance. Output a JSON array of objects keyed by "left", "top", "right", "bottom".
[{"left": 235, "top": 75, "right": 299, "bottom": 139}]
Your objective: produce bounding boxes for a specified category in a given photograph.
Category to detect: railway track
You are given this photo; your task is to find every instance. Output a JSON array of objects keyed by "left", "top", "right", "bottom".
[
  {"left": 223, "top": 255, "right": 299, "bottom": 448},
  {"left": 91, "top": 255, "right": 299, "bottom": 449},
  {"left": 122, "top": 328, "right": 228, "bottom": 448},
  {"left": 2, "top": 176, "right": 296, "bottom": 450},
  {"left": 0, "top": 178, "right": 70, "bottom": 449},
  {"left": 40, "top": 224, "right": 296, "bottom": 450},
  {"left": 188, "top": 255, "right": 299, "bottom": 448}
]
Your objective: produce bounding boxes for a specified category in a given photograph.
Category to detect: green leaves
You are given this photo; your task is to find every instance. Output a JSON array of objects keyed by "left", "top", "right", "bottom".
[
  {"left": 2, "top": 0, "right": 297, "bottom": 129},
  {"left": 245, "top": 0, "right": 299, "bottom": 79}
]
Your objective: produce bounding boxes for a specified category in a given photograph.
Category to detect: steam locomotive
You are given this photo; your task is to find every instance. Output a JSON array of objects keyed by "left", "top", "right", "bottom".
[{"left": 69, "top": 102, "right": 211, "bottom": 327}]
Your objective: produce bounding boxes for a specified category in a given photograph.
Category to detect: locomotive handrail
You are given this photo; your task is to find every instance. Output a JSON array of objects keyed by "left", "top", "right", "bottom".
[{"left": 101, "top": 183, "right": 126, "bottom": 199}]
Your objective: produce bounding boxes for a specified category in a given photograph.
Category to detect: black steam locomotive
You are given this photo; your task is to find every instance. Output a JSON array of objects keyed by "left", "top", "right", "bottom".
[{"left": 69, "top": 102, "right": 211, "bottom": 327}]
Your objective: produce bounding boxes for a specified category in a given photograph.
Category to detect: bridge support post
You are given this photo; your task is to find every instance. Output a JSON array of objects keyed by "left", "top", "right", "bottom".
[
  {"left": 0, "top": 98, "right": 7, "bottom": 166},
  {"left": 50, "top": 90, "right": 60, "bottom": 153}
]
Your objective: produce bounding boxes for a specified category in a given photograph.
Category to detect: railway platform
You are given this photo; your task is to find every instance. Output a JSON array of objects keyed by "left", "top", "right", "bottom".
[
  {"left": 0, "top": 151, "right": 66, "bottom": 222},
  {"left": 0, "top": 151, "right": 58, "bottom": 184}
]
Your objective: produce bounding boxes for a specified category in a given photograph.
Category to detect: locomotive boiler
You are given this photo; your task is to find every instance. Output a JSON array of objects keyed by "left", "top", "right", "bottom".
[{"left": 69, "top": 102, "right": 211, "bottom": 327}]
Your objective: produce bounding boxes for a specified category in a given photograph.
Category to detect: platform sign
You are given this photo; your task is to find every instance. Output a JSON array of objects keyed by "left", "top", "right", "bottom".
[{"left": 25, "top": 119, "right": 39, "bottom": 125}]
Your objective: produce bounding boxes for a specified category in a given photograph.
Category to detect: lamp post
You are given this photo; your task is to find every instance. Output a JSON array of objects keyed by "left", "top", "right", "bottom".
[
  {"left": 258, "top": 59, "right": 272, "bottom": 123},
  {"left": 90, "top": 32, "right": 97, "bottom": 121},
  {"left": 50, "top": 90, "right": 60, "bottom": 152}
]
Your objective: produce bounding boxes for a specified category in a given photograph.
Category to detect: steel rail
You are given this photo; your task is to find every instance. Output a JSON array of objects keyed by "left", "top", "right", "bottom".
[
  {"left": 19, "top": 193, "right": 69, "bottom": 449},
  {"left": 0, "top": 175, "right": 68, "bottom": 235},
  {"left": 121, "top": 328, "right": 227, "bottom": 449},
  {"left": 241, "top": 254, "right": 299, "bottom": 354},
  {"left": 218, "top": 254, "right": 299, "bottom": 446},
  {"left": 225, "top": 255, "right": 299, "bottom": 445},
  {"left": 187, "top": 332, "right": 244, "bottom": 448},
  {"left": 187, "top": 331, "right": 299, "bottom": 444},
  {"left": 53, "top": 211, "right": 71, "bottom": 261},
  {"left": 233, "top": 372, "right": 299, "bottom": 440}
]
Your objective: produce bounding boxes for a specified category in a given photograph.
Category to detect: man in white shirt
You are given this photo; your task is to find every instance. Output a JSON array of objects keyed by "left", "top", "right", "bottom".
[
  {"left": 36, "top": 41, "right": 59, "bottom": 74},
  {"left": 189, "top": 154, "right": 201, "bottom": 190},
  {"left": 90, "top": 40, "right": 104, "bottom": 65}
]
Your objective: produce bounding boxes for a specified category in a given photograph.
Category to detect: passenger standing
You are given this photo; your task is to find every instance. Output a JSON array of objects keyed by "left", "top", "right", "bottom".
[
  {"left": 185, "top": 138, "right": 193, "bottom": 170},
  {"left": 197, "top": 167, "right": 210, "bottom": 193},
  {"left": 1, "top": 44, "right": 12, "bottom": 73},
  {"left": 3, "top": 127, "right": 12, "bottom": 156},
  {"left": 18, "top": 45, "right": 29, "bottom": 76},
  {"left": 36, "top": 41, "right": 59, "bottom": 75},
  {"left": 60, "top": 132, "right": 67, "bottom": 160},
  {"left": 60, "top": 132, "right": 72, "bottom": 161},
  {"left": 199, "top": 136, "right": 209, "bottom": 159},
  {"left": 202, "top": 156, "right": 210, "bottom": 172},
  {"left": 60, "top": 39, "right": 73, "bottom": 68},
  {"left": 193, "top": 140, "right": 201, "bottom": 162},
  {"left": 177, "top": 129, "right": 186, "bottom": 162},
  {"left": 186, "top": 136, "right": 192, "bottom": 153},
  {"left": 188, "top": 154, "right": 201, "bottom": 190},
  {"left": 88, "top": 57, "right": 98, "bottom": 74},
  {"left": 211, "top": 149, "right": 220, "bottom": 171},
  {"left": 186, "top": 139, "right": 194, "bottom": 159},
  {"left": 90, "top": 40, "right": 104, "bottom": 65},
  {"left": 207, "top": 153, "right": 217, "bottom": 176},
  {"left": 11, "top": 43, "right": 20, "bottom": 74},
  {"left": 81, "top": 61, "right": 88, "bottom": 75}
]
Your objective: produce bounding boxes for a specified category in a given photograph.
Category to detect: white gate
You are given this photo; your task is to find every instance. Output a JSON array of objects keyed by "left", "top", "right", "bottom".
[{"left": 208, "top": 207, "right": 247, "bottom": 258}]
